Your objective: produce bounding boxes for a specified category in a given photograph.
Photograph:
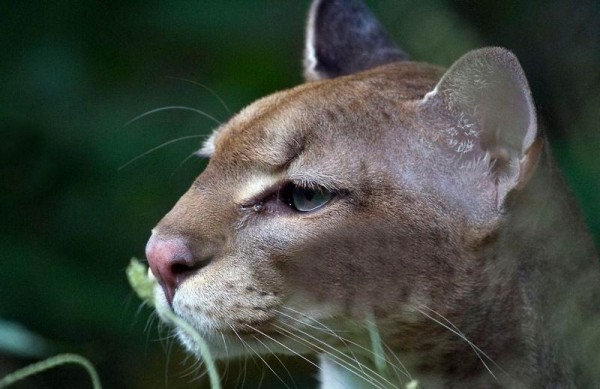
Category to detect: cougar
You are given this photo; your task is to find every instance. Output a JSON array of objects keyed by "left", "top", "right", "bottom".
[{"left": 144, "top": 0, "right": 600, "bottom": 387}]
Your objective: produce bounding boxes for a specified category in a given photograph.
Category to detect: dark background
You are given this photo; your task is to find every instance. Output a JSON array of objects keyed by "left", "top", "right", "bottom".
[{"left": 1, "top": 0, "right": 598, "bottom": 388}]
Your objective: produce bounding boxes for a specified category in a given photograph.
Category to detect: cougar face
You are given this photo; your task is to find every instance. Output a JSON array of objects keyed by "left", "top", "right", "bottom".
[
  {"left": 145, "top": 0, "right": 599, "bottom": 387},
  {"left": 148, "top": 64, "right": 470, "bottom": 353}
]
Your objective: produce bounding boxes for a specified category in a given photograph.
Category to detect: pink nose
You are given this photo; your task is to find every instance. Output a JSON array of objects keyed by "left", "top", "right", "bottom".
[{"left": 145, "top": 234, "right": 200, "bottom": 304}]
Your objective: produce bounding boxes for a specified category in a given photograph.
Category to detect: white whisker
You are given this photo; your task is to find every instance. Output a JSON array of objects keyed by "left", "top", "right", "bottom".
[
  {"left": 170, "top": 149, "right": 203, "bottom": 178},
  {"left": 250, "top": 334, "right": 296, "bottom": 389},
  {"left": 220, "top": 332, "right": 229, "bottom": 358},
  {"left": 351, "top": 317, "right": 412, "bottom": 381},
  {"left": 273, "top": 323, "right": 392, "bottom": 389},
  {"left": 238, "top": 334, "right": 289, "bottom": 389},
  {"left": 166, "top": 77, "right": 232, "bottom": 115},
  {"left": 227, "top": 324, "right": 254, "bottom": 389},
  {"left": 118, "top": 134, "right": 206, "bottom": 170},
  {"left": 236, "top": 354, "right": 249, "bottom": 389},
  {"left": 243, "top": 324, "right": 322, "bottom": 372},
  {"left": 415, "top": 305, "right": 502, "bottom": 381},
  {"left": 380, "top": 336, "right": 412, "bottom": 384},
  {"left": 179, "top": 354, "right": 204, "bottom": 381},
  {"left": 279, "top": 306, "right": 411, "bottom": 380},
  {"left": 275, "top": 308, "right": 368, "bottom": 377},
  {"left": 277, "top": 307, "right": 349, "bottom": 335},
  {"left": 124, "top": 105, "right": 222, "bottom": 127},
  {"left": 163, "top": 334, "right": 176, "bottom": 388}
]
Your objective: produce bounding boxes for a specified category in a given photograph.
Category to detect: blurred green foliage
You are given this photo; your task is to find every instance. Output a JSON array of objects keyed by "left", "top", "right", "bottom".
[{"left": 1, "top": 0, "right": 598, "bottom": 388}]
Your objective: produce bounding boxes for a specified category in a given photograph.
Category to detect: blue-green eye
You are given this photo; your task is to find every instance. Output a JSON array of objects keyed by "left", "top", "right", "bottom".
[{"left": 283, "top": 184, "right": 333, "bottom": 212}]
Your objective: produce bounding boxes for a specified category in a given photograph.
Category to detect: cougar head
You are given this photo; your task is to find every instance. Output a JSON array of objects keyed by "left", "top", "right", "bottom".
[{"left": 145, "top": 0, "right": 541, "bottom": 377}]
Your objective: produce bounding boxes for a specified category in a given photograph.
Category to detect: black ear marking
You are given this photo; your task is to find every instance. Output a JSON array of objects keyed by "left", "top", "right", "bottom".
[{"left": 304, "top": 0, "right": 408, "bottom": 81}]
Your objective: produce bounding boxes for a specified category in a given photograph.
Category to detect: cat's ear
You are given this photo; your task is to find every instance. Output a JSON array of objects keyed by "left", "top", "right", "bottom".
[
  {"left": 418, "top": 47, "right": 543, "bottom": 209},
  {"left": 304, "top": 0, "right": 408, "bottom": 81}
]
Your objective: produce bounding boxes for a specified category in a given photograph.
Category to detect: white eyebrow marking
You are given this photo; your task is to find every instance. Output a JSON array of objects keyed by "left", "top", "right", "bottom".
[
  {"left": 196, "top": 130, "right": 219, "bottom": 158},
  {"left": 236, "top": 173, "right": 284, "bottom": 205}
]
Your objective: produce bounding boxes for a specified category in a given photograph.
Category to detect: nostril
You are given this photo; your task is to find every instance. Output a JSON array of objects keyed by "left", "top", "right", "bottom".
[
  {"left": 170, "top": 258, "right": 209, "bottom": 279},
  {"left": 171, "top": 262, "right": 194, "bottom": 276},
  {"left": 145, "top": 234, "right": 206, "bottom": 305}
]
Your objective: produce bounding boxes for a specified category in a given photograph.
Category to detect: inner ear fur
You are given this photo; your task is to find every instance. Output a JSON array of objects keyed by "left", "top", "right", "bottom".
[
  {"left": 304, "top": 0, "right": 408, "bottom": 81},
  {"left": 418, "top": 47, "right": 542, "bottom": 208}
]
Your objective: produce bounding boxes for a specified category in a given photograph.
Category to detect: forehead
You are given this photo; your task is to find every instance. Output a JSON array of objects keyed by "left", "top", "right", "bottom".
[{"left": 201, "top": 62, "right": 443, "bottom": 169}]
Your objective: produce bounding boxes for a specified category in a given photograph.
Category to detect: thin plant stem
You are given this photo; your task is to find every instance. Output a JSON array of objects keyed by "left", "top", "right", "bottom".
[{"left": 0, "top": 353, "right": 101, "bottom": 389}]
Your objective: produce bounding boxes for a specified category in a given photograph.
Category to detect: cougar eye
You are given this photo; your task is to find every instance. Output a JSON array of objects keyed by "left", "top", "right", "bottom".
[{"left": 281, "top": 184, "right": 333, "bottom": 212}]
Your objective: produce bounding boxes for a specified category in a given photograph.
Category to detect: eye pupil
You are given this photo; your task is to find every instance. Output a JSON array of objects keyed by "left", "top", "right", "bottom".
[
  {"left": 304, "top": 190, "right": 314, "bottom": 202},
  {"left": 289, "top": 185, "right": 332, "bottom": 212}
]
